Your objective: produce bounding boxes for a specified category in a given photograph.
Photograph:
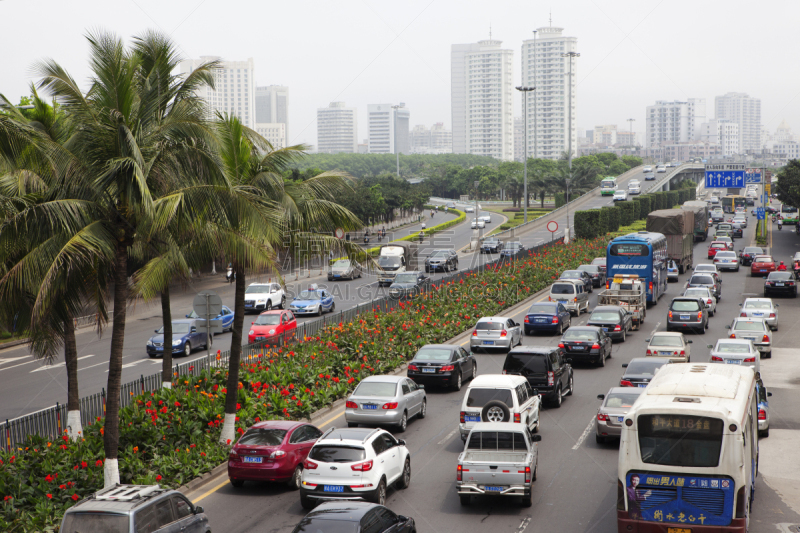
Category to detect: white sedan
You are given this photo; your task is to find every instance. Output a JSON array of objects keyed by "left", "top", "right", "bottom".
[
  {"left": 740, "top": 298, "right": 778, "bottom": 331},
  {"left": 613, "top": 190, "right": 628, "bottom": 201},
  {"left": 465, "top": 206, "right": 475, "bottom": 213},
  {"left": 479, "top": 214, "right": 492, "bottom": 223},
  {"left": 683, "top": 286, "right": 717, "bottom": 316},
  {"left": 645, "top": 332, "right": 691, "bottom": 362},
  {"left": 471, "top": 219, "right": 486, "bottom": 229}
]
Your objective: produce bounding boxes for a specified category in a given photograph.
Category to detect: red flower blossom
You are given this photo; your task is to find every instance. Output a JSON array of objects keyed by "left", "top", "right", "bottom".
[
  {"left": 59, "top": 484, "right": 66, "bottom": 490},
  {"left": 156, "top": 475, "right": 162, "bottom": 481},
  {"left": 71, "top": 493, "right": 80, "bottom": 501},
  {"left": 45, "top": 475, "right": 53, "bottom": 482},
  {"left": 95, "top": 459, "right": 103, "bottom": 467},
  {"left": 46, "top": 494, "right": 52, "bottom": 499}
]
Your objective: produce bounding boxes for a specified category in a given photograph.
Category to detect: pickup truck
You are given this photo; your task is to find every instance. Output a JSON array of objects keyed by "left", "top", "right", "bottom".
[
  {"left": 596, "top": 274, "right": 647, "bottom": 329},
  {"left": 457, "top": 422, "right": 541, "bottom": 508}
]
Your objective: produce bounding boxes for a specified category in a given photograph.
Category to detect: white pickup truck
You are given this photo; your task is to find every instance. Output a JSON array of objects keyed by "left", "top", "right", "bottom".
[
  {"left": 596, "top": 275, "right": 646, "bottom": 330},
  {"left": 456, "top": 422, "right": 541, "bottom": 508}
]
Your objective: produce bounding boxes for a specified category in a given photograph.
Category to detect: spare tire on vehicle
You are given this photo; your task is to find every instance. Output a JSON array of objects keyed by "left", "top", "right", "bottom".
[{"left": 481, "top": 400, "right": 511, "bottom": 423}]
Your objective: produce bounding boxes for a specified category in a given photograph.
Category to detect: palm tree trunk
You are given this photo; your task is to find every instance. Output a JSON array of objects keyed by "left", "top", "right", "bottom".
[
  {"left": 64, "top": 317, "right": 82, "bottom": 441},
  {"left": 103, "top": 239, "right": 128, "bottom": 488},
  {"left": 160, "top": 289, "right": 173, "bottom": 389},
  {"left": 220, "top": 265, "right": 246, "bottom": 445}
]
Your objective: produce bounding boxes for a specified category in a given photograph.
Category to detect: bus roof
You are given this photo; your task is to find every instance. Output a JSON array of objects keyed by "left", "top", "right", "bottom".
[{"left": 610, "top": 232, "right": 666, "bottom": 243}]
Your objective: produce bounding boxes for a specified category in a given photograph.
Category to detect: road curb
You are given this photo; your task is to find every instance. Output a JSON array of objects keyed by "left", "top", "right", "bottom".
[{"left": 0, "top": 338, "right": 30, "bottom": 352}]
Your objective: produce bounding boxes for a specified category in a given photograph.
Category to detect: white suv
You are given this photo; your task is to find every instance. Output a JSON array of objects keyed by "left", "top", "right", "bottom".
[
  {"left": 300, "top": 427, "right": 411, "bottom": 509},
  {"left": 459, "top": 374, "right": 541, "bottom": 441},
  {"left": 244, "top": 282, "right": 285, "bottom": 313}
]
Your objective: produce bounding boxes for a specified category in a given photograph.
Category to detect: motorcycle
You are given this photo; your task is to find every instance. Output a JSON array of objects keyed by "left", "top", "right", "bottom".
[
  {"left": 793, "top": 262, "right": 800, "bottom": 280},
  {"left": 226, "top": 267, "right": 235, "bottom": 283},
  {"left": 778, "top": 220, "right": 783, "bottom": 230}
]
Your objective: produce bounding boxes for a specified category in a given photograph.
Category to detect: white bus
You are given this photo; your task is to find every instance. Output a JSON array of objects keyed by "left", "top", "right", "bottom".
[
  {"left": 601, "top": 177, "right": 618, "bottom": 196},
  {"left": 617, "top": 363, "right": 758, "bottom": 533}
]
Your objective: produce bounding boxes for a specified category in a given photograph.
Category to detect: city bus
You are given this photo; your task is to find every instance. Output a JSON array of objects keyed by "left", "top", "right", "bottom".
[
  {"left": 721, "top": 195, "right": 746, "bottom": 214},
  {"left": 617, "top": 363, "right": 759, "bottom": 533},
  {"left": 600, "top": 177, "right": 618, "bottom": 196},
  {"left": 606, "top": 232, "right": 668, "bottom": 303},
  {"left": 780, "top": 203, "right": 798, "bottom": 224}
]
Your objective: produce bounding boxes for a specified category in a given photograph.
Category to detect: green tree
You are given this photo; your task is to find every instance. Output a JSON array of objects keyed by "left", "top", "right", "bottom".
[
  {"left": 620, "top": 155, "right": 643, "bottom": 169},
  {"left": 595, "top": 152, "right": 618, "bottom": 166},
  {"left": 608, "top": 159, "right": 628, "bottom": 176},
  {"left": 775, "top": 159, "right": 800, "bottom": 209}
]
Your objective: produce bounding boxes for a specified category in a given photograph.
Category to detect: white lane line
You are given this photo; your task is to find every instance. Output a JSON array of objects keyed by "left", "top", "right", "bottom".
[
  {"left": 437, "top": 427, "right": 457, "bottom": 445},
  {"left": 0, "top": 357, "right": 42, "bottom": 373},
  {"left": 30, "top": 354, "right": 95, "bottom": 373},
  {"left": 0, "top": 356, "right": 31, "bottom": 365},
  {"left": 572, "top": 415, "right": 597, "bottom": 450},
  {"left": 515, "top": 517, "right": 531, "bottom": 533},
  {"left": 648, "top": 321, "right": 662, "bottom": 338}
]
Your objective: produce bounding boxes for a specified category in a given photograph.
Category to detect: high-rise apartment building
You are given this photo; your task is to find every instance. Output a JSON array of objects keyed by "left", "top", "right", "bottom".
[
  {"left": 513, "top": 117, "right": 525, "bottom": 162},
  {"left": 714, "top": 92, "right": 761, "bottom": 154},
  {"left": 255, "top": 123, "right": 286, "bottom": 150},
  {"left": 255, "top": 85, "right": 288, "bottom": 144},
  {"left": 697, "top": 119, "right": 739, "bottom": 157},
  {"left": 451, "top": 39, "right": 514, "bottom": 160},
  {"left": 521, "top": 26, "right": 579, "bottom": 160},
  {"left": 410, "top": 123, "right": 452, "bottom": 154},
  {"left": 179, "top": 56, "right": 255, "bottom": 128},
  {"left": 645, "top": 99, "right": 706, "bottom": 148},
  {"left": 367, "top": 104, "right": 410, "bottom": 154},
  {"left": 316, "top": 102, "right": 357, "bottom": 153}
]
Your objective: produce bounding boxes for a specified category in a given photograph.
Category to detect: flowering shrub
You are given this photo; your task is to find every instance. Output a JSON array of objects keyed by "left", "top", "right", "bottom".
[{"left": 0, "top": 236, "right": 607, "bottom": 531}]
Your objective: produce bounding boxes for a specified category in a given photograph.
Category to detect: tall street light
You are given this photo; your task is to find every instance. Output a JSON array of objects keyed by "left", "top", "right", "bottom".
[
  {"left": 627, "top": 118, "right": 635, "bottom": 156},
  {"left": 516, "top": 86, "right": 535, "bottom": 223},
  {"left": 561, "top": 51, "right": 579, "bottom": 241},
  {"left": 391, "top": 104, "right": 401, "bottom": 177}
]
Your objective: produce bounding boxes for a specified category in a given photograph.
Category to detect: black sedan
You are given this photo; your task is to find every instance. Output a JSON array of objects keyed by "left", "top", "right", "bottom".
[
  {"left": 480, "top": 238, "right": 502, "bottom": 254},
  {"left": 560, "top": 270, "right": 593, "bottom": 293},
  {"left": 619, "top": 358, "right": 670, "bottom": 388},
  {"left": 764, "top": 271, "right": 797, "bottom": 297},
  {"left": 577, "top": 264, "right": 606, "bottom": 287},
  {"left": 587, "top": 306, "right": 633, "bottom": 342},
  {"left": 499, "top": 242, "right": 524, "bottom": 258},
  {"left": 425, "top": 249, "right": 458, "bottom": 272},
  {"left": 739, "top": 246, "right": 764, "bottom": 266},
  {"left": 407, "top": 344, "right": 476, "bottom": 391},
  {"left": 292, "top": 502, "right": 415, "bottom": 533},
  {"left": 558, "top": 326, "right": 612, "bottom": 367}
]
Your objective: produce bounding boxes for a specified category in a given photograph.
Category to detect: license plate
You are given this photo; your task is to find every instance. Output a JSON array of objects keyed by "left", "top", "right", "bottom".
[
  {"left": 617, "top": 417, "right": 624, "bottom": 422},
  {"left": 777, "top": 283, "right": 784, "bottom": 286},
  {"left": 465, "top": 415, "right": 480, "bottom": 423},
  {"left": 245, "top": 304, "right": 253, "bottom": 308},
  {"left": 483, "top": 341, "right": 494, "bottom": 345},
  {"left": 243, "top": 456, "right": 262, "bottom": 463},
  {"left": 324, "top": 485, "right": 344, "bottom": 493},
  {"left": 753, "top": 313, "right": 764, "bottom": 316},
  {"left": 668, "top": 528, "right": 691, "bottom": 533},
  {"left": 422, "top": 368, "right": 435, "bottom": 373},
  {"left": 362, "top": 404, "right": 377, "bottom": 410},
  {"left": 571, "top": 346, "right": 585, "bottom": 350},
  {"left": 603, "top": 328, "right": 609, "bottom": 332},
  {"left": 535, "top": 318, "right": 546, "bottom": 323},
  {"left": 660, "top": 351, "right": 673, "bottom": 356},
  {"left": 638, "top": 384, "right": 648, "bottom": 388},
  {"left": 726, "top": 359, "right": 742, "bottom": 365},
  {"left": 484, "top": 486, "right": 503, "bottom": 492},
  {"left": 680, "top": 315, "right": 690, "bottom": 320},
  {"left": 256, "top": 337, "right": 264, "bottom": 341},
  {"left": 334, "top": 275, "right": 341, "bottom": 278}
]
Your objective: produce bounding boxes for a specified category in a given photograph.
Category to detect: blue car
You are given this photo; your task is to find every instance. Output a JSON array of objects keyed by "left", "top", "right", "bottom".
[
  {"left": 523, "top": 302, "right": 572, "bottom": 335},
  {"left": 288, "top": 285, "right": 335, "bottom": 316},
  {"left": 186, "top": 305, "right": 234, "bottom": 332},
  {"left": 146, "top": 319, "right": 209, "bottom": 358}
]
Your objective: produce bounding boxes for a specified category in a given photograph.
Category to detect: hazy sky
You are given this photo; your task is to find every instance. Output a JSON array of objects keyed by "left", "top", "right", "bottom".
[{"left": 2, "top": 0, "right": 799, "bottom": 149}]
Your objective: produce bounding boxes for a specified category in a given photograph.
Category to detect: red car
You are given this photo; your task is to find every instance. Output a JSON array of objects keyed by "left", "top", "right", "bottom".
[
  {"left": 228, "top": 420, "right": 322, "bottom": 488},
  {"left": 707, "top": 241, "right": 728, "bottom": 259},
  {"left": 751, "top": 255, "right": 776, "bottom": 277},
  {"left": 248, "top": 310, "right": 297, "bottom": 344}
]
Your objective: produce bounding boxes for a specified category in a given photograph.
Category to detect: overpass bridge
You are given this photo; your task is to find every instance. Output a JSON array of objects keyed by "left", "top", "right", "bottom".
[{"left": 647, "top": 163, "right": 705, "bottom": 192}]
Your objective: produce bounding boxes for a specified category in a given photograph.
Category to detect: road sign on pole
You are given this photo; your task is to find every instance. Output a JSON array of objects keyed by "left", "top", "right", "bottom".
[
  {"left": 744, "top": 169, "right": 762, "bottom": 184},
  {"left": 756, "top": 207, "right": 765, "bottom": 220},
  {"left": 193, "top": 291, "right": 223, "bottom": 367},
  {"left": 705, "top": 164, "right": 746, "bottom": 188}
]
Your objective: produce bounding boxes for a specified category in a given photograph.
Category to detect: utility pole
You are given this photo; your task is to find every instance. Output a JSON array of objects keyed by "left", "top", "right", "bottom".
[
  {"left": 391, "top": 104, "right": 401, "bottom": 177},
  {"left": 516, "top": 86, "right": 535, "bottom": 223},
  {"left": 561, "top": 51, "right": 580, "bottom": 242}
]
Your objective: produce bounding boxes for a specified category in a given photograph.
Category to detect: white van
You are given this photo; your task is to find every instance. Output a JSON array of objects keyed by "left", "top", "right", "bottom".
[
  {"left": 548, "top": 279, "right": 589, "bottom": 315},
  {"left": 459, "top": 374, "right": 541, "bottom": 441}
]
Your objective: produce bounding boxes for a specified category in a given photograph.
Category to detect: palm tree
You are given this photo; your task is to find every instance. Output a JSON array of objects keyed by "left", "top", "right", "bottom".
[{"left": 546, "top": 166, "right": 600, "bottom": 203}]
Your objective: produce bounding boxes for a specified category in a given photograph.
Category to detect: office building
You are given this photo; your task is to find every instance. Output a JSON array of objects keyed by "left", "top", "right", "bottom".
[
  {"left": 316, "top": 102, "right": 357, "bottom": 153},
  {"left": 645, "top": 99, "right": 706, "bottom": 148},
  {"left": 521, "top": 26, "right": 579, "bottom": 160},
  {"left": 410, "top": 123, "right": 452, "bottom": 154},
  {"left": 513, "top": 117, "right": 525, "bottom": 161},
  {"left": 592, "top": 124, "right": 616, "bottom": 145},
  {"left": 179, "top": 56, "right": 255, "bottom": 128},
  {"left": 714, "top": 92, "right": 761, "bottom": 154},
  {"left": 697, "top": 119, "right": 739, "bottom": 157},
  {"left": 255, "top": 123, "right": 286, "bottom": 150},
  {"left": 451, "top": 39, "right": 514, "bottom": 160},
  {"left": 368, "top": 104, "right": 410, "bottom": 154},
  {"left": 255, "top": 85, "right": 288, "bottom": 144}
]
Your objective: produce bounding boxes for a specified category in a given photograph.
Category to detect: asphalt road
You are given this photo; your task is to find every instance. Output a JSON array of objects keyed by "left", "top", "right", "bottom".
[{"left": 185, "top": 213, "right": 800, "bottom": 533}]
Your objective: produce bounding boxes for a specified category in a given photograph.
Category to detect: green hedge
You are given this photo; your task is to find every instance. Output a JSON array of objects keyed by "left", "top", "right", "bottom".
[
  {"left": 355, "top": 207, "right": 466, "bottom": 258},
  {"left": 651, "top": 193, "right": 665, "bottom": 211},
  {"left": 689, "top": 188, "right": 696, "bottom": 201},
  {"left": 631, "top": 197, "right": 642, "bottom": 221},
  {"left": 637, "top": 196, "right": 652, "bottom": 218},
  {"left": 602, "top": 206, "right": 620, "bottom": 233},
  {"left": 665, "top": 191, "right": 679, "bottom": 209},
  {"left": 618, "top": 201, "right": 635, "bottom": 227},
  {"left": 555, "top": 192, "right": 566, "bottom": 208},
  {"left": 574, "top": 209, "right": 605, "bottom": 238}
]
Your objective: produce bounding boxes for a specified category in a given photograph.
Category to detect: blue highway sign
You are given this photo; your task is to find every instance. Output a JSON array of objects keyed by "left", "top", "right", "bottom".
[
  {"left": 745, "top": 170, "right": 762, "bottom": 184},
  {"left": 705, "top": 170, "right": 745, "bottom": 188},
  {"left": 756, "top": 207, "right": 765, "bottom": 220}
]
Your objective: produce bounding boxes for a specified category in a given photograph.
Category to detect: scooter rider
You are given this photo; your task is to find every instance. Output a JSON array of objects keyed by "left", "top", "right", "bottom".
[{"left": 777, "top": 261, "right": 787, "bottom": 271}]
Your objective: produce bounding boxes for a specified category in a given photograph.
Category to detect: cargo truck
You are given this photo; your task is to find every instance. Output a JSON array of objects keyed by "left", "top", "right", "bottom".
[
  {"left": 681, "top": 200, "right": 709, "bottom": 242},
  {"left": 597, "top": 274, "right": 647, "bottom": 329},
  {"left": 376, "top": 242, "right": 418, "bottom": 286},
  {"left": 646, "top": 209, "right": 694, "bottom": 274}
]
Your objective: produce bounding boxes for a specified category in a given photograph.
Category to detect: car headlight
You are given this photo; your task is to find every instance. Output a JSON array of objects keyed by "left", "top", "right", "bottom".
[
  {"left": 147, "top": 340, "right": 154, "bottom": 346},
  {"left": 172, "top": 339, "right": 182, "bottom": 346},
  {"left": 269, "top": 329, "right": 276, "bottom": 335},
  {"left": 256, "top": 299, "right": 266, "bottom": 304},
  {"left": 249, "top": 329, "right": 255, "bottom": 336}
]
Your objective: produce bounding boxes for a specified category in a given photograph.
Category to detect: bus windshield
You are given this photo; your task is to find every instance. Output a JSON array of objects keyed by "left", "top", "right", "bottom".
[
  {"left": 638, "top": 414, "right": 724, "bottom": 467},
  {"left": 601, "top": 179, "right": 616, "bottom": 189}
]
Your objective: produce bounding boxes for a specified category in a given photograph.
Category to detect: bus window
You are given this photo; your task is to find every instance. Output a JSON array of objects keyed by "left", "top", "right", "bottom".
[
  {"left": 609, "top": 243, "right": 649, "bottom": 256},
  {"left": 638, "top": 415, "right": 724, "bottom": 467}
]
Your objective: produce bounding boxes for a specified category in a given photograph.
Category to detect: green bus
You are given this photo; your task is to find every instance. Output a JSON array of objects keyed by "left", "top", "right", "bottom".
[{"left": 600, "top": 177, "right": 617, "bottom": 196}]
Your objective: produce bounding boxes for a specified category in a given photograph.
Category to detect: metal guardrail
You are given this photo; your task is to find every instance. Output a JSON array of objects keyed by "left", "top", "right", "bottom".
[
  {"left": 0, "top": 238, "right": 563, "bottom": 451},
  {"left": 646, "top": 163, "right": 705, "bottom": 193}
]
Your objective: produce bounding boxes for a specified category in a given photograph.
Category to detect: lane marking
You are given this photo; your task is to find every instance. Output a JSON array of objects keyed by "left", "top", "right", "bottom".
[
  {"left": 192, "top": 478, "right": 230, "bottom": 504},
  {"left": 437, "top": 427, "right": 457, "bottom": 445},
  {"left": 30, "top": 354, "right": 94, "bottom": 373},
  {"left": 0, "top": 356, "right": 31, "bottom": 365},
  {"left": 572, "top": 415, "right": 597, "bottom": 450},
  {"left": 516, "top": 517, "right": 531, "bottom": 533}
]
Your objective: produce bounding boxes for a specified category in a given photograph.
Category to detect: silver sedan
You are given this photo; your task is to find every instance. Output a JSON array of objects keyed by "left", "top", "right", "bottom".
[
  {"left": 344, "top": 375, "right": 426, "bottom": 432},
  {"left": 327, "top": 259, "right": 362, "bottom": 281},
  {"left": 739, "top": 298, "right": 778, "bottom": 330},
  {"left": 469, "top": 316, "right": 523, "bottom": 352},
  {"left": 707, "top": 339, "right": 760, "bottom": 374},
  {"left": 595, "top": 387, "right": 645, "bottom": 443},
  {"left": 726, "top": 318, "right": 772, "bottom": 358}
]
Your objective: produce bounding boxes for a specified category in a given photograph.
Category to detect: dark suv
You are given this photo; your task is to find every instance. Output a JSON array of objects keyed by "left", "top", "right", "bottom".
[
  {"left": 666, "top": 297, "right": 709, "bottom": 333},
  {"left": 60, "top": 485, "right": 210, "bottom": 533},
  {"left": 481, "top": 238, "right": 502, "bottom": 254},
  {"left": 502, "top": 346, "right": 574, "bottom": 408}
]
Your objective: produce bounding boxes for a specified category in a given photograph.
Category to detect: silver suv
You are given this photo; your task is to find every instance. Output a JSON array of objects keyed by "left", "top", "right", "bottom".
[{"left": 60, "top": 485, "right": 210, "bottom": 533}]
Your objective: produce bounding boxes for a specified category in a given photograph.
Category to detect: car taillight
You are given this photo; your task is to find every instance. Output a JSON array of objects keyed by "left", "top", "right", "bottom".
[
  {"left": 552, "top": 316, "right": 559, "bottom": 324},
  {"left": 500, "top": 330, "right": 508, "bottom": 337},
  {"left": 729, "top": 333, "right": 736, "bottom": 338},
  {"left": 711, "top": 356, "right": 723, "bottom": 361},
  {"left": 382, "top": 402, "right": 398, "bottom": 410},
  {"left": 548, "top": 296, "right": 552, "bottom": 301},
  {"left": 558, "top": 343, "right": 565, "bottom": 348},
  {"left": 597, "top": 413, "right": 609, "bottom": 421},
  {"left": 547, "top": 371, "right": 554, "bottom": 386},
  {"left": 346, "top": 400, "right": 358, "bottom": 409},
  {"left": 762, "top": 335, "right": 770, "bottom": 343},
  {"left": 592, "top": 344, "right": 601, "bottom": 350},
  {"left": 408, "top": 364, "right": 418, "bottom": 371},
  {"left": 472, "top": 330, "right": 478, "bottom": 336},
  {"left": 351, "top": 460, "right": 373, "bottom": 472},
  {"left": 732, "top": 259, "right": 738, "bottom": 263},
  {"left": 614, "top": 325, "right": 621, "bottom": 331},
  {"left": 668, "top": 311, "right": 673, "bottom": 319},
  {"left": 269, "top": 450, "right": 286, "bottom": 459},
  {"left": 229, "top": 451, "right": 239, "bottom": 461},
  {"left": 304, "top": 459, "right": 318, "bottom": 470},
  {"left": 514, "top": 413, "right": 521, "bottom": 423},
  {"left": 769, "top": 313, "right": 776, "bottom": 318},
  {"left": 441, "top": 365, "right": 455, "bottom": 372},
  {"left": 740, "top": 313, "right": 747, "bottom": 317},
  {"left": 573, "top": 297, "right": 577, "bottom": 303},
  {"left": 744, "top": 357, "right": 756, "bottom": 363},
  {"left": 524, "top": 466, "right": 531, "bottom": 483},
  {"left": 697, "top": 311, "right": 703, "bottom": 320},
  {"left": 713, "top": 258, "right": 719, "bottom": 263},
  {"left": 758, "top": 409, "right": 766, "bottom": 421},
  {"left": 457, "top": 464, "right": 463, "bottom": 481},
  {"left": 620, "top": 380, "right": 633, "bottom": 387},
  {"left": 524, "top": 317, "right": 530, "bottom": 323},
  {"left": 679, "top": 350, "right": 685, "bottom": 356},
  {"left": 646, "top": 349, "right": 652, "bottom": 355},
  {"left": 649, "top": 282, "right": 653, "bottom": 294},
  {"left": 460, "top": 411, "right": 466, "bottom": 423}
]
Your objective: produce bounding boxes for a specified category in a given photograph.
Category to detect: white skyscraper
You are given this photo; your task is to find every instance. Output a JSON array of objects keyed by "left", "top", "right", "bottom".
[
  {"left": 255, "top": 85, "right": 289, "bottom": 145},
  {"left": 645, "top": 99, "right": 706, "bottom": 148},
  {"left": 451, "top": 39, "right": 514, "bottom": 160},
  {"left": 255, "top": 123, "right": 286, "bottom": 150},
  {"left": 179, "top": 56, "right": 255, "bottom": 128},
  {"left": 316, "top": 102, "right": 357, "bottom": 153},
  {"left": 697, "top": 119, "right": 739, "bottom": 157},
  {"left": 521, "top": 26, "right": 579, "bottom": 160},
  {"left": 715, "top": 92, "right": 761, "bottom": 154},
  {"left": 367, "top": 104, "right": 410, "bottom": 154}
]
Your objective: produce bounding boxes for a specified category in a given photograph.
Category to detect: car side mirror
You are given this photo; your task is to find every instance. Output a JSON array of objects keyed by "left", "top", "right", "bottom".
[
  {"left": 767, "top": 392, "right": 773, "bottom": 397},
  {"left": 251, "top": 322, "right": 254, "bottom": 325},
  {"left": 185, "top": 314, "right": 191, "bottom": 318},
  {"left": 397, "top": 515, "right": 408, "bottom": 522},
  {"left": 530, "top": 435, "right": 542, "bottom": 442},
  {"left": 398, "top": 439, "right": 406, "bottom": 446},
  {"left": 191, "top": 326, "right": 197, "bottom": 332},
  {"left": 194, "top": 506, "right": 204, "bottom": 514},
  {"left": 645, "top": 338, "right": 650, "bottom": 343},
  {"left": 566, "top": 358, "right": 573, "bottom": 364},
  {"left": 724, "top": 325, "right": 730, "bottom": 329},
  {"left": 597, "top": 394, "right": 605, "bottom": 400},
  {"left": 418, "top": 384, "right": 425, "bottom": 390},
  {"left": 622, "top": 363, "right": 628, "bottom": 368},
  {"left": 738, "top": 303, "right": 742, "bottom": 306},
  {"left": 154, "top": 329, "right": 159, "bottom": 333},
  {"left": 687, "top": 340, "right": 692, "bottom": 344}
]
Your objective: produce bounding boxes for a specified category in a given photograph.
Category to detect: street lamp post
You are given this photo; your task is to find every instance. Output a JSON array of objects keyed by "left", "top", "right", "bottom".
[
  {"left": 627, "top": 118, "right": 635, "bottom": 156},
  {"left": 516, "top": 86, "right": 535, "bottom": 223},
  {"left": 391, "top": 104, "right": 401, "bottom": 177},
  {"left": 561, "top": 51, "right": 579, "bottom": 242}
]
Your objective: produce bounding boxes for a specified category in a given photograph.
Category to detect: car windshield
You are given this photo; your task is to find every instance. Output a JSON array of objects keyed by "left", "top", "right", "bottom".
[
  {"left": 483, "top": 239, "right": 499, "bottom": 245},
  {"left": 638, "top": 415, "right": 723, "bottom": 467},
  {"left": 378, "top": 256, "right": 402, "bottom": 267},
  {"left": 394, "top": 273, "right": 418, "bottom": 283},
  {"left": 626, "top": 360, "right": 667, "bottom": 376},
  {"left": 292, "top": 518, "right": 358, "bottom": 533},
  {"left": 414, "top": 348, "right": 452, "bottom": 361},
  {"left": 710, "top": 243, "right": 727, "bottom": 249},
  {"left": 592, "top": 258, "right": 606, "bottom": 266},
  {"left": 245, "top": 285, "right": 270, "bottom": 294},
  {"left": 744, "top": 248, "right": 764, "bottom": 254},
  {"left": 689, "top": 276, "right": 714, "bottom": 285},
  {"left": 60, "top": 513, "right": 129, "bottom": 533},
  {"left": 684, "top": 289, "right": 709, "bottom": 299},
  {"left": 744, "top": 301, "right": 771, "bottom": 309},
  {"left": 560, "top": 271, "right": 582, "bottom": 279},
  {"left": 297, "top": 290, "right": 323, "bottom": 300},
  {"left": 605, "top": 392, "right": 642, "bottom": 409},
  {"left": 527, "top": 304, "right": 557, "bottom": 314},
  {"left": 254, "top": 314, "right": 281, "bottom": 326},
  {"left": 562, "top": 329, "right": 597, "bottom": 341},
  {"left": 694, "top": 265, "right": 715, "bottom": 272},
  {"left": 578, "top": 265, "right": 598, "bottom": 273},
  {"left": 754, "top": 256, "right": 773, "bottom": 263},
  {"left": 716, "top": 343, "right": 751, "bottom": 353},
  {"left": 308, "top": 445, "right": 366, "bottom": 463},
  {"left": 671, "top": 300, "right": 701, "bottom": 312},
  {"left": 157, "top": 322, "right": 191, "bottom": 334},
  {"left": 476, "top": 321, "right": 504, "bottom": 330},
  {"left": 716, "top": 252, "right": 735, "bottom": 258},
  {"left": 768, "top": 272, "right": 792, "bottom": 280},
  {"left": 431, "top": 250, "right": 448, "bottom": 257},
  {"left": 504, "top": 243, "right": 521, "bottom": 250},
  {"left": 590, "top": 312, "right": 620, "bottom": 322},
  {"left": 353, "top": 381, "right": 397, "bottom": 397},
  {"left": 238, "top": 428, "right": 287, "bottom": 446},
  {"left": 733, "top": 321, "right": 765, "bottom": 331},
  {"left": 649, "top": 335, "right": 683, "bottom": 347},
  {"left": 332, "top": 260, "right": 351, "bottom": 268},
  {"left": 465, "top": 388, "right": 514, "bottom": 408},
  {"left": 551, "top": 283, "right": 575, "bottom": 295}
]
